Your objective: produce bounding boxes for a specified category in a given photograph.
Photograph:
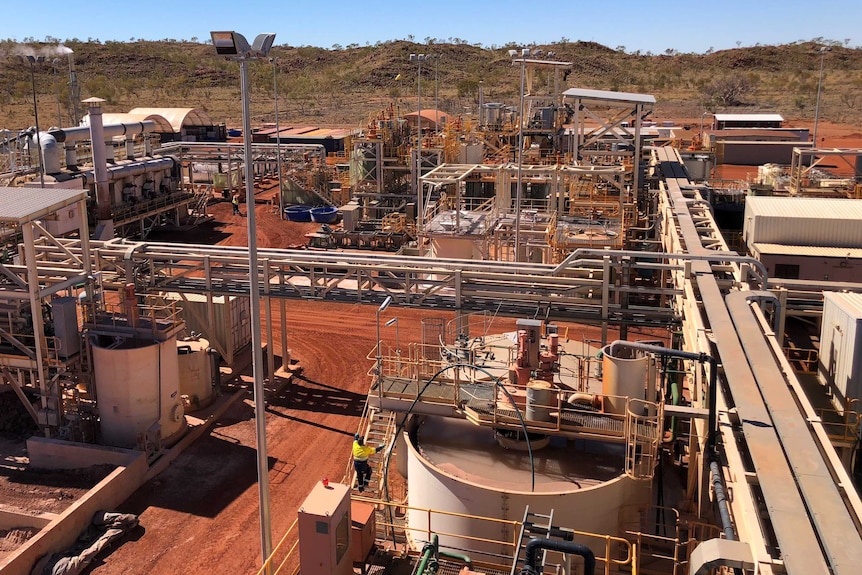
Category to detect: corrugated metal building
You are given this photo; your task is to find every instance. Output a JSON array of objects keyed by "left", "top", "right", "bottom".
[
  {"left": 713, "top": 113, "right": 784, "bottom": 129},
  {"left": 744, "top": 197, "right": 862, "bottom": 280},
  {"left": 818, "top": 292, "right": 862, "bottom": 412}
]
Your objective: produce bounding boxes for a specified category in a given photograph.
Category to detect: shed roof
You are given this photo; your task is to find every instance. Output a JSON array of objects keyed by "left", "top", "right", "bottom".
[
  {"left": 128, "top": 108, "right": 215, "bottom": 132},
  {"left": 753, "top": 243, "right": 862, "bottom": 258},
  {"left": 714, "top": 113, "right": 784, "bottom": 122},
  {"left": 745, "top": 197, "right": 862, "bottom": 220},
  {"left": 823, "top": 291, "right": 862, "bottom": 317},
  {"left": 85, "top": 112, "right": 174, "bottom": 134},
  {"left": 0, "top": 187, "right": 87, "bottom": 224},
  {"left": 562, "top": 88, "right": 655, "bottom": 105}
]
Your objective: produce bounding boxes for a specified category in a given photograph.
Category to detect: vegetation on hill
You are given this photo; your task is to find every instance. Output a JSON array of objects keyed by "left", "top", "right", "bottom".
[{"left": 1, "top": 37, "right": 861, "bottom": 130}]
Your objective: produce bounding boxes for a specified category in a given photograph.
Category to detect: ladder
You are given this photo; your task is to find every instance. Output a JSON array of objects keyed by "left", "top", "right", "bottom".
[
  {"left": 510, "top": 506, "right": 555, "bottom": 575},
  {"left": 349, "top": 407, "right": 397, "bottom": 499}
]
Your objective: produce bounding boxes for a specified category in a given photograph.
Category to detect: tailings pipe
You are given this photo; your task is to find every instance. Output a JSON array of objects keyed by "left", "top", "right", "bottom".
[
  {"left": 710, "top": 459, "right": 737, "bottom": 541},
  {"left": 520, "top": 538, "right": 595, "bottom": 575}
]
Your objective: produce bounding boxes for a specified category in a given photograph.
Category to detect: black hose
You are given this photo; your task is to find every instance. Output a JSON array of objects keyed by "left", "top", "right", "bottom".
[
  {"left": 520, "top": 538, "right": 595, "bottom": 575},
  {"left": 709, "top": 459, "right": 736, "bottom": 541}
]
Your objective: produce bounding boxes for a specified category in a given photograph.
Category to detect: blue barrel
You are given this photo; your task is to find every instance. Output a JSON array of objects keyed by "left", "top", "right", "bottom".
[
  {"left": 284, "top": 205, "right": 312, "bottom": 222},
  {"left": 310, "top": 206, "right": 339, "bottom": 223}
]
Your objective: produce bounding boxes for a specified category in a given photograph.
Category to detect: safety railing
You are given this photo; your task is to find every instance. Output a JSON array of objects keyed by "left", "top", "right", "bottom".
[
  {"left": 816, "top": 399, "right": 861, "bottom": 445},
  {"left": 783, "top": 346, "right": 819, "bottom": 374},
  {"left": 255, "top": 518, "right": 299, "bottom": 575}
]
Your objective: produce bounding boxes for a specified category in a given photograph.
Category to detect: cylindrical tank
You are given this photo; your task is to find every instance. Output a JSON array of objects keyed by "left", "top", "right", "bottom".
[
  {"left": 526, "top": 379, "right": 553, "bottom": 422},
  {"left": 177, "top": 338, "right": 216, "bottom": 411},
  {"left": 93, "top": 337, "right": 186, "bottom": 449},
  {"left": 406, "top": 417, "right": 649, "bottom": 562},
  {"left": 601, "top": 343, "right": 648, "bottom": 414}
]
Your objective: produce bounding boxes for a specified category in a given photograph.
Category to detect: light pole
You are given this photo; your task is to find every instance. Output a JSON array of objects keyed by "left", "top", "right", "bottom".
[
  {"left": 385, "top": 316, "right": 400, "bottom": 355},
  {"left": 270, "top": 57, "right": 284, "bottom": 219},
  {"left": 52, "top": 58, "right": 62, "bottom": 127},
  {"left": 433, "top": 54, "right": 439, "bottom": 132},
  {"left": 813, "top": 46, "right": 830, "bottom": 147},
  {"left": 700, "top": 111, "right": 710, "bottom": 139},
  {"left": 210, "top": 30, "right": 277, "bottom": 565},
  {"left": 509, "top": 48, "right": 529, "bottom": 262},
  {"left": 410, "top": 53, "right": 425, "bottom": 233},
  {"left": 24, "top": 55, "right": 46, "bottom": 188},
  {"left": 376, "top": 296, "right": 393, "bottom": 399}
]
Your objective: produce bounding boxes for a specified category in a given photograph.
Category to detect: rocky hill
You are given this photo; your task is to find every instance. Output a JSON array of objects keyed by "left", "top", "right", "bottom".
[{"left": 2, "top": 38, "right": 861, "bottom": 130}]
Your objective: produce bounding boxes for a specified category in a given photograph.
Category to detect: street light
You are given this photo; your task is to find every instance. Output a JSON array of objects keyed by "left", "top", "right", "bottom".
[
  {"left": 210, "top": 29, "right": 276, "bottom": 565},
  {"left": 385, "top": 316, "right": 400, "bottom": 356},
  {"left": 376, "top": 296, "right": 393, "bottom": 399},
  {"left": 508, "top": 48, "right": 530, "bottom": 262},
  {"left": 270, "top": 57, "right": 284, "bottom": 219},
  {"left": 409, "top": 53, "right": 425, "bottom": 234},
  {"left": 52, "top": 58, "right": 62, "bottom": 127},
  {"left": 23, "top": 55, "right": 46, "bottom": 188},
  {"left": 700, "top": 111, "right": 711, "bottom": 139},
  {"left": 813, "top": 46, "right": 831, "bottom": 147}
]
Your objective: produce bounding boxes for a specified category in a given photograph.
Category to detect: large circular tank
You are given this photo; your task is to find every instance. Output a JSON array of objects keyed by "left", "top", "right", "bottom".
[
  {"left": 93, "top": 337, "right": 186, "bottom": 449},
  {"left": 601, "top": 343, "right": 648, "bottom": 414},
  {"left": 405, "top": 416, "right": 650, "bottom": 560},
  {"left": 177, "top": 338, "right": 216, "bottom": 411}
]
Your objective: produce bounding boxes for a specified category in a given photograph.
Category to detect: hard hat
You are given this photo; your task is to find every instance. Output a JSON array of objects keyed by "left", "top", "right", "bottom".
[{"left": 354, "top": 433, "right": 360, "bottom": 441}]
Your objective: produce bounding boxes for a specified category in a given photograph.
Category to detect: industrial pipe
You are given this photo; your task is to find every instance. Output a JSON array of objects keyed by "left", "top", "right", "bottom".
[
  {"left": 520, "top": 538, "right": 595, "bottom": 575},
  {"left": 553, "top": 248, "right": 768, "bottom": 289},
  {"left": 710, "top": 459, "right": 736, "bottom": 541}
]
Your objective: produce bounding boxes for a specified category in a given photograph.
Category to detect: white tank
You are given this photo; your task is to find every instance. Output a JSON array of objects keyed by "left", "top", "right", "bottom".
[
  {"left": 93, "top": 337, "right": 186, "bottom": 449},
  {"left": 406, "top": 417, "right": 649, "bottom": 560},
  {"left": 177, "top": 338, "right": 215, "bottom": 411},
  {"left": 601, "top": 344, "right": 648, "bottom": 414}
]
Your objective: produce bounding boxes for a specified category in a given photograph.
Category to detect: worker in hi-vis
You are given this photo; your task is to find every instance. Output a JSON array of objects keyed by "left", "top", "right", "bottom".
[{"left": 352, "top": 434, "right": 383, "bottom": 492}]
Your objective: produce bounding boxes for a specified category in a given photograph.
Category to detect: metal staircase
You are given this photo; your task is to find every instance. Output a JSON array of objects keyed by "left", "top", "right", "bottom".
[{"left": 347, "top": 405, "right": 397, "bottom": 499}]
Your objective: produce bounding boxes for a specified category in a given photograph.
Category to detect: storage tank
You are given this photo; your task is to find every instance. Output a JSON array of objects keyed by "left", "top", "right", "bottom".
[
  {"left": 177, "top": 338, "right": 216, "bottom": 411},
  {"left": 525, "top": 379, "right": 553, "bottom": 422},
  {"left": 601, "top": 343, "right": 648, "bottom": 414},
  {"left": 406, "top": 416, "right": 649, "bottom": 562},
  {"left": 92, "top": 337, "right": 186, "bottom": 449}
]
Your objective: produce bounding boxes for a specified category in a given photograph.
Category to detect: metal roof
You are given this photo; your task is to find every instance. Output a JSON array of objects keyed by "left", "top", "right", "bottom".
[
  {"left": 824, "top": 291, "right": 862, "bottom": 317},
  {"left": 0, "top": 187, "right": 87, "bottom": 224},
  {"left": 753, "top": 243, "right": 862, "bottom": 258},
  {"left": 128, "top": 108, "right": 215, "bottom": 132},
  {"left": 714, "top": 113, "right": 784, "bottom": 122},
  {"left": 562, "top": 88, "right": 655, "bottom": 105},
  {"left": 83, "top": 112, "right": 175, "bottom": 134},
  {"left": 745, "top": 196, "right": 862, "bottom": 220}
]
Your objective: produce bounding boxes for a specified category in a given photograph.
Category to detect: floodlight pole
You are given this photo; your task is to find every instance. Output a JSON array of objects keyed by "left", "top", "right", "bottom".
[
  {"left": 376, "top": 296, "right": 392, "bottom": 400},
  {"left": 272, "top": 57, "right": 284, "bottom": 219},
  {"left": 25, "top": 56, "right": 46, "bottom": 188},
  {"left": 813, "top": 46, "right": 830, "bottom": 147},
  {"left": 514, "top": 49, "right": 529, "bottom": 263},
  {"left": 240, "top": 56, "right": 273, "bottom": 563},
  {"left": 212, "top": 30, "right": 277, "bottom": 566}
]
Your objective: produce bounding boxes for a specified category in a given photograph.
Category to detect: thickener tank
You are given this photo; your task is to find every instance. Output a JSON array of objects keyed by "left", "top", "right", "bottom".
[
  {"left": 93, "top": 337, "right": 186, "bottom": 449},
  {"left": 405, "top": 416, "right": 650, "bottom": 561},
  {"left": 177, "top": 338, "right": 216, "bottom": 411}
]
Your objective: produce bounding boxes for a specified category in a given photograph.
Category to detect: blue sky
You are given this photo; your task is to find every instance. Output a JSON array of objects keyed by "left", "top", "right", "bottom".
[{"left": 1, "top": 0, "right": 859, "bottom": 54}]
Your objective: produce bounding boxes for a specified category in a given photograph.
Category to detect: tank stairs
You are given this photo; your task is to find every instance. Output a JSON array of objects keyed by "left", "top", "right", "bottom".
[{"left": 510, "top": 507, "right": 565, "bottom": 575}]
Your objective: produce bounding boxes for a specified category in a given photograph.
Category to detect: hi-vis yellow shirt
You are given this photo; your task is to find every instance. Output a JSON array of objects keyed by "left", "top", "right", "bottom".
[{"left": 352, "top": 441, "right": 376, "bottom": 461}]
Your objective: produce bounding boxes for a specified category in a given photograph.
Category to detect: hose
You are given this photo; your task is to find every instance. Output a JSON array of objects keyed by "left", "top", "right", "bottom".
[{"left": 520, "top": 538, "right": 595, "bottom": 575}]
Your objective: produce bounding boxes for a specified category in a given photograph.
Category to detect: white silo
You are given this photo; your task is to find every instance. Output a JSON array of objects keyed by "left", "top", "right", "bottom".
[{"left": 92, "top": 337, "right": 186, "bottom": 449}]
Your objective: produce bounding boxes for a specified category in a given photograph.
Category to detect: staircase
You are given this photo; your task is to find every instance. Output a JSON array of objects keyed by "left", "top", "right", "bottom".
[{"left": 348, "top": 406, "right": 397, "bottom": 499}]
